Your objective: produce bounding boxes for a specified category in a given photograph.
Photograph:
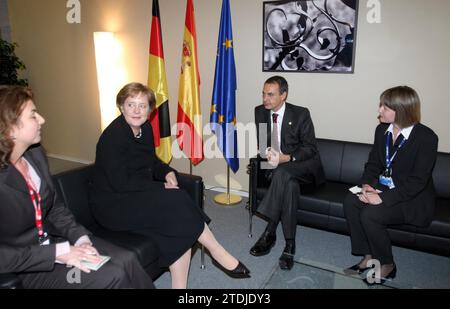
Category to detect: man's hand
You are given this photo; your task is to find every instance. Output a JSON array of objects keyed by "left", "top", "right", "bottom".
[
  {"left": 57, "top": 246, "right": 103, "bottom": 273},
  {"left": 266, "top": 147, "right": 279, "bottom": 168},
  {"left": 165, "top": 171, "right": 179, "bottom": 189}
]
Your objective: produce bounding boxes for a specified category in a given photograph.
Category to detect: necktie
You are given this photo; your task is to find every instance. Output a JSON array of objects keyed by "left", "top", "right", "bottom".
[{"left": 271, "top": 113, "right": 280, "bottom": 152}]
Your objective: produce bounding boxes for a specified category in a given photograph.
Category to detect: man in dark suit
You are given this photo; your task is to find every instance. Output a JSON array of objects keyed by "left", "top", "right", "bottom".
[{"left": 250, "top": 76, "right": 325, "bottom": 270}]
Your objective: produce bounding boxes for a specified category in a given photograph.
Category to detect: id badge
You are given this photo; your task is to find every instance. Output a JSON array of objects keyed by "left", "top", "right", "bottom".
[
  {"left": 39, "top": 232, "right": 50, "bottom": 246},
  {"left": 379, "top": 175, "right": 395, "bottom": 189}
]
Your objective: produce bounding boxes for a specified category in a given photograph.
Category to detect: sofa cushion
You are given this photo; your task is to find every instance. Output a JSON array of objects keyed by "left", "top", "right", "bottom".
[
  {"left": 89, "top": 227, "right": 160, "bottom": 268},
  {"left": 433, "top": 153, "right": 450, "bottom": 199},
  {"left": 317, "top": 139, "right": 344, "bottom": 183},
  {"left": 340, "top": 142, "right": 371, "bottom": 185},
  {"left": 299, "top": 182, "right": 350, "bottom": 217},
  {"left": 53, "top": 166, "right": 96, "bottom": 229},
  {"left": 414, "top": 198, "right": 450, "bottom": 238}
]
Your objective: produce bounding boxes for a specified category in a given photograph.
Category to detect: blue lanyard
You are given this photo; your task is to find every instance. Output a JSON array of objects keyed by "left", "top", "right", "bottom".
[{"left": 385, "top": 131, "right": 406, "bottom": 169}]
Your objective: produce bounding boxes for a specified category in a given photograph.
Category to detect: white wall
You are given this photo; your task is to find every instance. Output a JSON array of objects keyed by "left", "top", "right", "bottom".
[{"left": 8, "top": 0, "right": 450, "bottom": 191}]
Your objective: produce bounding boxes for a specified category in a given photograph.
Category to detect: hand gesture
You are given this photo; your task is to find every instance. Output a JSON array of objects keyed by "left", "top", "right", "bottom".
[
  {"left": 265, "top": 147, "right": 280, "bottom": 168},
  {"left": 165, "top": 171, "right": 179, "bottom": 189}
]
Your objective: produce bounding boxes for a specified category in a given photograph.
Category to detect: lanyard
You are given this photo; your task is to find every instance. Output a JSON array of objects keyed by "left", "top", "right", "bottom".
[
  {"left": 385, "top": 131, "right": 407, "bottom": 170},
  {"left": 15, "top": 163, "right": 45, "bottom": 238}
]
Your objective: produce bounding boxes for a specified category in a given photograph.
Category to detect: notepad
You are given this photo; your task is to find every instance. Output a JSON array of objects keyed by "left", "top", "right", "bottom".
[{"left": 81, "top": 255, "right": 111, "bottom": 271}]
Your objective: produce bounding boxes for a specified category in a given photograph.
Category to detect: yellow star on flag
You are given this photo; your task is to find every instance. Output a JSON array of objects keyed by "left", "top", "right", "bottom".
[
  {"left": 211, "top": 104, "right": 217, "bottom": 115},
  {"left": 219, "top": 115, "right": 225, "bottom": 124},
  {"left": 223, "top": 38, "right": 233, "bottom": 50}
]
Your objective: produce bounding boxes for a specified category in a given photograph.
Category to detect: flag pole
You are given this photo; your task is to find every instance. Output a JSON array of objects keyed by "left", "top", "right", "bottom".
[{"left": 214, "top": 165, "right": 242, "bottom": 206}]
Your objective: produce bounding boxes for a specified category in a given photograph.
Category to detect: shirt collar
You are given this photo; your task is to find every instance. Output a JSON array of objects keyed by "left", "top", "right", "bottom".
[
  {"left": 385, "top": 124, "right": 415, "bottom": 140},
  {"left": 271, "top": 102, "right": 286, "bottom": 119}
]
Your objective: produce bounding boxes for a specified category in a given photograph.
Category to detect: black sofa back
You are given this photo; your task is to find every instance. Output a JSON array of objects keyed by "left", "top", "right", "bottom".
[{"left": 317, "top": 138, "right": 450, "bottom": 199}]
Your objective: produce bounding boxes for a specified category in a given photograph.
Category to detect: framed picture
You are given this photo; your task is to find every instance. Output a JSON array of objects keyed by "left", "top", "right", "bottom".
[{"left": 263, "top": 0, "right": 358, "bottom": 73}]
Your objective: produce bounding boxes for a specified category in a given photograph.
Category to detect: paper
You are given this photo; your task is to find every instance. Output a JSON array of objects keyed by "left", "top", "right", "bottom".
[
  {"left": 349, "top": 186, "right": 362, "bottom": 194},
  {"left": 81, "top": 255, "right": 111, "bottom": 271},
  {"left": 349, "top": 186, "right": 383, "bottom": 195}
]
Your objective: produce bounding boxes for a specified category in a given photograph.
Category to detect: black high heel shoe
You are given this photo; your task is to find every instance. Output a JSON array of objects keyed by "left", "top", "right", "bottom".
[
  {"left": 363, "top": 264, "right": 397, "bottom": 285},
  {"left": 213, "top": 260, "right": 251, "bottom": 278},
  {"left": 344, "top": 263, "right": 372, "bottom": 275}
]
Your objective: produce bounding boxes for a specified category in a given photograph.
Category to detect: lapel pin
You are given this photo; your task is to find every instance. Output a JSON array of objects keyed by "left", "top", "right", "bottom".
[{"left": 288, "top": 122, "right": 292, "bottom": 126}]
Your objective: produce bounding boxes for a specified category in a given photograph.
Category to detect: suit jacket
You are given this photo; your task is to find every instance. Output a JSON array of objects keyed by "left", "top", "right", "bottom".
[
  {"left": 255, "top": 102, "right": 325, "bottom": 185},
  {"left": 0, "top": 145, "right": 90, "bottom": 273},
  {"left": 91, "top": 115, "right": 175, "bottom": 200},
  {"left": 361, "top": 123, "right": 438, "bottom": 227}
]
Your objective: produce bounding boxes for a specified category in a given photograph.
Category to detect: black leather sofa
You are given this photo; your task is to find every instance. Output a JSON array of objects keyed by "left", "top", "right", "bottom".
[
  {"left": 248, "top": 138, "right": 450, "bottom": 257},
  {"left": 0, "top": 165, "right": 205, "bottom": 289}
]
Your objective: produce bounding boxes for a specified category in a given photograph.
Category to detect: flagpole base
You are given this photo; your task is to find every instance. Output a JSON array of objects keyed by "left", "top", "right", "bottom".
[{"left": 213, "top": 193, "right": 242, "bottom": 206}]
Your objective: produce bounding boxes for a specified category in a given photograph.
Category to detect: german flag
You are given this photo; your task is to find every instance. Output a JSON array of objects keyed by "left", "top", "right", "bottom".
[
  {"left": 176, "top": 0, "right": 204, "bottom": 165},
  {"left": 148, "top": 0, "right": 172, "bottom": 164}
]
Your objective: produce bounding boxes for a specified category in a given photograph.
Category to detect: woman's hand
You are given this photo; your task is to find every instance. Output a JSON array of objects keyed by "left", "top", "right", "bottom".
[
  {"left": 359, "top": 184, "right": 382, "bottom": 205},
  {"left": 57, "top": 246, "right": 103, "bottom": 273},
  {"left": 165, "top": 171, "right": 179, "bottom": 189}
]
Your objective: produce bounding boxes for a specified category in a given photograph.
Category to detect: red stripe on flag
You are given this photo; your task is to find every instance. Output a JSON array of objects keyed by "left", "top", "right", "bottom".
[{"left": 176, "top": 104, "right": 204, "bottom": 165}]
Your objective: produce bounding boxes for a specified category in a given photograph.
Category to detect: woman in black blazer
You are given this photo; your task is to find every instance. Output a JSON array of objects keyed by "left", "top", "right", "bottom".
[
  {"left": 0, "top": 86, "right": 154, "bottom": 288},
  {"left": 343, "top": 86, "right": 438, "bottom": 285},
  {"left": 89, "top": 83, "right": 249, "bottom": 289}
]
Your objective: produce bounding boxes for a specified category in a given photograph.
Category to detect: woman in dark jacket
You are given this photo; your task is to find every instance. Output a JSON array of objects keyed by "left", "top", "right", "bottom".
[
  {"left": 0, "top": 85, "right": 154, "bottom": 289},
  {"left": 90, "top": 82, "right": 249, "bottom": 288},
  {"left": 343, "top": 86, "right": 438, "bottom": 285}
]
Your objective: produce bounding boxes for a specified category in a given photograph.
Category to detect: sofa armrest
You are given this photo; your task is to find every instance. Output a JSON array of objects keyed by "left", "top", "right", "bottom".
[
  {"left": 0, "top": 273, "right": 22, "bottom": 289},
  {"left": 177, "top": 173, "right": 204, "bottom": 210}
]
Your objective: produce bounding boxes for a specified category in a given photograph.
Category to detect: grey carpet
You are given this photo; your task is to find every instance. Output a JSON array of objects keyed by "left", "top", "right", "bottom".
[{"left": 154, "top": 190, "right": 450, "bottom": 289}]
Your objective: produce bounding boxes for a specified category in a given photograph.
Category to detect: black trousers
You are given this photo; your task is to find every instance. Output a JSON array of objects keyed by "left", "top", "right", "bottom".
[
  {"left": 18, "top": 237, "right": 154, "bottom": 289},
  {"left": 257, "top": 161, "right": 314, "bottom": 240},
  {"left": 343, "top": 193, "right": 405, "bottom": 265}
]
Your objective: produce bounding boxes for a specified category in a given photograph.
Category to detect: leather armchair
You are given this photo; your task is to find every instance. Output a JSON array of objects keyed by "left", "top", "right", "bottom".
[{"left": 1, "top": 165, "right": 206, "bottom": 288}]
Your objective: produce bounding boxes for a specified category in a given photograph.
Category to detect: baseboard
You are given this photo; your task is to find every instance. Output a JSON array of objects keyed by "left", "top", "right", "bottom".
[
  {"left": 204, "top": 185, "right": 249, "bottom": 198},
  {"left": 47, "top": 153, "right": 93, "bottom": 165}
]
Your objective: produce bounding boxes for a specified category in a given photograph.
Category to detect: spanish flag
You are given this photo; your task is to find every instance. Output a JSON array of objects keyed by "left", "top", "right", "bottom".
[
  {"left": 148, "top": 0, "right": 172, "bottom": 164},
  {"left": 176, "top": 0, "right": 204, "bottom": 165}
]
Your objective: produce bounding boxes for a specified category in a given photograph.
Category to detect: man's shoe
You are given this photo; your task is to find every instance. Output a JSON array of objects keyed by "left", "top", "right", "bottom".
[
  {"left": 249, "top": 231, "right": 276, "bottom": 256},
  {"left": 279, "top": 243, "right": 295, "bottom": 270}
]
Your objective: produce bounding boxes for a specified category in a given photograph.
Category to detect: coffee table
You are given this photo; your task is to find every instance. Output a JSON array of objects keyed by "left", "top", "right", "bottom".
[{"left": 263, "top": 258, "right": 414, "bottom": 289}]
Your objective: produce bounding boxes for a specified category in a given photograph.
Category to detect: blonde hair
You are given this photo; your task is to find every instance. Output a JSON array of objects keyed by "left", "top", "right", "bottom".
[{"left": 116, "top": 82, "right": 156, "bottom": 111}]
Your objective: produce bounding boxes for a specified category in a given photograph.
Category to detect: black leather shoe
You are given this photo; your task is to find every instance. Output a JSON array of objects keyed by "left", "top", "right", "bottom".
[
  {"left": 344, "top": 263, "right": 372, "bottom": 275},
  {"left": 213, "top": 260, "right": 251, "bottom": 278},
  {"left": 250, "top": 231, "right": 276, "bottom": 256},
  {"left": 279, "top": 243, "right": 295, "bottom": 270},
  {"left": 363, "top": 264, "right": 397, "bottom": 285}
]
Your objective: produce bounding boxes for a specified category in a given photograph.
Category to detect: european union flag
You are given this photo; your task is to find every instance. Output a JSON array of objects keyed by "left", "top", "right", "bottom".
[{"left": 210, "top": 0, "right": 239, "bottom": 173}]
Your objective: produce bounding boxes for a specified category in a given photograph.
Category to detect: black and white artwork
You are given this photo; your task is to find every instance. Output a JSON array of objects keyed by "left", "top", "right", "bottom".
[{"left": 263, "top": 0, "right": 358, "bottom": 73}]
